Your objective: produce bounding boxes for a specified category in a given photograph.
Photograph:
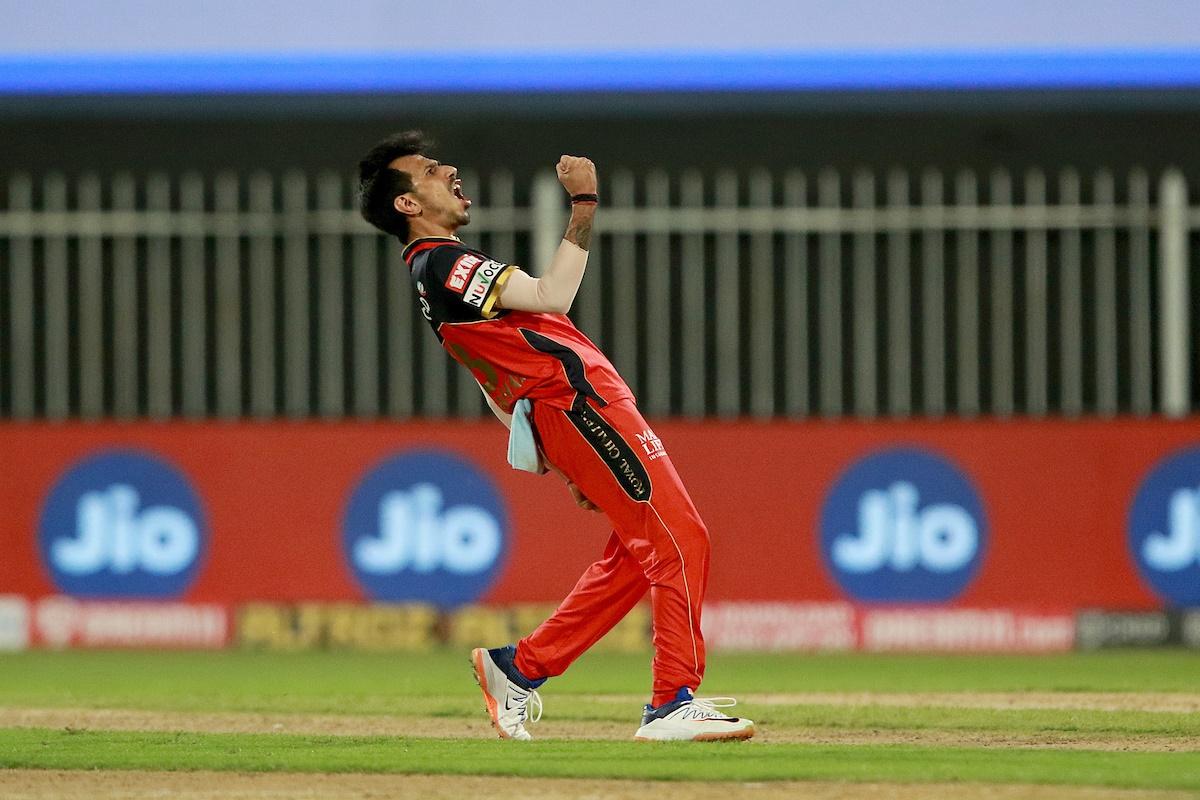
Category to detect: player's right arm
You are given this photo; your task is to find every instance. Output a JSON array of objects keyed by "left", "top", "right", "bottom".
[
  {"left": 478, "top": 378, "right": 599, "bottom": 511},
  {"left": 480, "top": 387, "right": 513, "bottom": 429},
  {"left": 495, "top": 155, "right": 597, "bottom": 315}
]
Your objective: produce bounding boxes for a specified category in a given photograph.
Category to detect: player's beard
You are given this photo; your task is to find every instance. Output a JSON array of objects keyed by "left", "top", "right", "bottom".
[{"left": 428, "top": 202, "right": 469, "bottom": 232}]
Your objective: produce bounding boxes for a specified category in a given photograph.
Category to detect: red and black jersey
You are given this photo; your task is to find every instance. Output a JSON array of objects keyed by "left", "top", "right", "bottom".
[{"left": 403, "top": 236, "right": 634, "bottom": 414}]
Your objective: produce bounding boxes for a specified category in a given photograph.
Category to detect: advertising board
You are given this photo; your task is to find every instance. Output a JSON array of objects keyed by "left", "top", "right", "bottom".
[{"left": 2, "top": 419, "right": 1196, "bottom": 617}]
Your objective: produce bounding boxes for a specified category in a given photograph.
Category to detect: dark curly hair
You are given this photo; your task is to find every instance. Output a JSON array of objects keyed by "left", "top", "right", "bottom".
[{"left": 357, "top": 130, "right": 431, "bottom": 241}]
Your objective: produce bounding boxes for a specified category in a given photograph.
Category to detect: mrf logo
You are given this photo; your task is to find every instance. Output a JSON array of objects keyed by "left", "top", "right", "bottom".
[
  {"left": 820, "top": 447, "right": 987, "bottom": 603},
  {"left": 38, "top": 450, "right": 207, "bottom": 598},
  {"left": 1129, "top": 446, "right": 1200, "bottom": 606},
  {"left": 342, "top": 450, "right": 508, "bottom": 608}
]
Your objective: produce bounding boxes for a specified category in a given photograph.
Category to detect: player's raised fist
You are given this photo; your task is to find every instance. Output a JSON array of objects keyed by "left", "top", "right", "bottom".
[{"left": 556, "top": 155, "right": 597, "bottom": 196}]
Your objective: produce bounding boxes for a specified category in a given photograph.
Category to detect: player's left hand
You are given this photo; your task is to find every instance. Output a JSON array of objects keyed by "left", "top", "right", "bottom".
[
  {"left": 568, "top": 481, "right": 601, "bottom": 512},
  {"left": 556, "top": 155, "right": 597, "bottom": 196}
]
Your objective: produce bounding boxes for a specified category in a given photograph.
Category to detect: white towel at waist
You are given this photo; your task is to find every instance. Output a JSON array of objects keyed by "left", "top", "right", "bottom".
[{"left": 507, "top": 398, "right": 546, "bottom": 474}]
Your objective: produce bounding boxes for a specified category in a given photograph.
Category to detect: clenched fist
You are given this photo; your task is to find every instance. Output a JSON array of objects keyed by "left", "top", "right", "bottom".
[
  {"left": 568, "top": 480, "right": 601, "bottom": 512},
  {"left": 556, "top": 155, "right": 597, "bottom": 196}
]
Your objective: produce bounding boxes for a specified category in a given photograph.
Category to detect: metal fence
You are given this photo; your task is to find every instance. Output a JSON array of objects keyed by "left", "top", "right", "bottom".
[{"left": 0, "top": 167, "right": 1195, "bottom": 420}]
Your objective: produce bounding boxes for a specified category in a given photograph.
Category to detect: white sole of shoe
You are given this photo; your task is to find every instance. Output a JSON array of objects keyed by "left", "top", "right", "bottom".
[
  {"left": 470, "top": 648, "right": 511, "bottom": 739},
  {"left": 634, "top": 724, "right": 756, "bottom": 742}
]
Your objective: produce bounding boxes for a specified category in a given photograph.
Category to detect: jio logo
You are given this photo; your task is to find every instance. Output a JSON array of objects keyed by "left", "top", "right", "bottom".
[
  {"left": 1129, "top": 446, "right": 1200, "bottom": 606},
  {"left": 820, "top": 447, "right": 987, "bottom": 602},
  {"left": 343, "top": 450, "right": 508, "bottom": 607},
  {"left": 38, "top": 450, "right": 206, "bottom": 598}
]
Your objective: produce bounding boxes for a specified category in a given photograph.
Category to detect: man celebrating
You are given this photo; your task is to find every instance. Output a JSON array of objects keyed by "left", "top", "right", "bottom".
[{"left": 357, "top": 132, "right": 753, "bottom": 742}]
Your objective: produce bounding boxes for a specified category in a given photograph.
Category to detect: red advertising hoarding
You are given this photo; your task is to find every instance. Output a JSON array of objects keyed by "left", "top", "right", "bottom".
[{"left": 1, "top": 419, "right": 1198, "bottom": 615}]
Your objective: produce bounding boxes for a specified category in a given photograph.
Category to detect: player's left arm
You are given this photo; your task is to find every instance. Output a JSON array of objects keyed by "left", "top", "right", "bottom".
[{"left": 495, "top": 155, "right": 597, "bottom": 314}]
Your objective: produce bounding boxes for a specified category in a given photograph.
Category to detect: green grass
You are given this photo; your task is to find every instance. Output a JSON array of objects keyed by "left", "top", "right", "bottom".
[
  {"left": 2, "top": 728, "right": 1199, "bottom": 790},
  {"left": 1, "top": 649, "right": 1199, "bottom": 789},
  {"left": 2, "top": 650, "right": 1199, "bottom": 713},
  {"left": 754, "top": 704, "right": 1200, "bottom": 736}
]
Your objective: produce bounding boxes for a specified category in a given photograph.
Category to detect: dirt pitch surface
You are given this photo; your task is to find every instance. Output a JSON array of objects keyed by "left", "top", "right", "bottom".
[
  {"left": 1, "top": 706, "right": 1198, "bottom": 751},
  {"left": 3, "top": 690, "right": 1199, "bottom": 752},
  {"left": 0, "top": 771, "right": 1193, "bottom": 800}
]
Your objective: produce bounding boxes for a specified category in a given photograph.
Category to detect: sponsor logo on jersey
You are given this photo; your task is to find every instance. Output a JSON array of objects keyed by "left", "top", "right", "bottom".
[
  {"left": 342, "top": 449, "right": 509, "bottom": 607},
  {"left": 1129, "top": 445, "right": 1200, "bottom": 606},
  {"left": 38, "top": 450, "right": 207, "bottom": 599},
  {"left": 463, "top": 260, "right": 507, "bottom": 309},
  {"left": 567, "top": 406, "right": 652, "bottom": 502},
  {"left": 819, "top": 447, "right": 987, "bottom": 603},
  {"left": 445, "top": 253, "right": 483, "bottom": 293},
  {"left": 415, "top": 280, "right": 432, "bottom": 321},
  {"left": 635, "top": 429, "right": 666, "bottom": 461},
  {"left": 446, "top": 342, "right": 526, "bottom": 406}
]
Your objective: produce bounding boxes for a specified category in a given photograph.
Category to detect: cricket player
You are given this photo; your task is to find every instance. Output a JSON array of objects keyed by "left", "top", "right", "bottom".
[{"left": 357, "top": 131, "right": 753, "bottom": 742}]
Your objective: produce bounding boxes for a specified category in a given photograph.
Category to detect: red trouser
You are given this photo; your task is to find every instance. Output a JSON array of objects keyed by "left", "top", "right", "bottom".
[{"left": 513, "top": 397, "right": 710, "bottom": 704}]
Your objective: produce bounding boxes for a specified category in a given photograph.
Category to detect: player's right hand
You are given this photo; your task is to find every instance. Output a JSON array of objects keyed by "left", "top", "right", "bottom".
[
  {"left": 568, "top": 481, "right": 601, "bottom": 512},
  {"left": 556, "top": 155, "right": 597, "bottom": 196}
]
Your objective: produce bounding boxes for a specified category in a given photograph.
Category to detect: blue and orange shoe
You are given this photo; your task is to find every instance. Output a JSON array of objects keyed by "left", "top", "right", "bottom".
[{"left": 470, "top": 645, "right": 544, "bottom": 741}]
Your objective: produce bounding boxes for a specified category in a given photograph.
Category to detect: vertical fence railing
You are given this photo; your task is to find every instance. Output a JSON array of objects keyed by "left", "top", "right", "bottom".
[
  {"left": 678, "top": 170, "right": 706, "bottom": 418},
  {"left": 6, "top": 173, "right": 32, "bottom": 420},
  {"left": 0, "top": 167, "right": 1194, "bottom": 421},
  {"left": 783, "top": 171, "right": 809, "bottom": 417},
  {"left": 920, "top": 170, "right": 946, "bottom": 418},
  {"left": 1159, "top": 170, "right": 1190, "bottom": 419},
  {"left": 247, "top": 172, "right": 276, "bottom": 419},
  {"left": 885, "top": 169, "right": 911, "bottom": 417},
  {"left": 1129, "top": 170, "right": 1155, "bottom": 416},
  {"left": 955, "top": 169, "right": 980, "bottom": 418},
  {"left": 1093, "top": 169, "right": 1118, "bottom": 418}
]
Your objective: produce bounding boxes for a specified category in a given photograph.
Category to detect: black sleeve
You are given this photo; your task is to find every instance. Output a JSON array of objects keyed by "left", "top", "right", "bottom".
[{"left": 420, "top": 245, "right": 516, "bottom": 323}]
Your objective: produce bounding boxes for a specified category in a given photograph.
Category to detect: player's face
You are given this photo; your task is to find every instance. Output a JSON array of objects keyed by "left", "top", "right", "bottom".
[{"left": 390, "top": 154, "right": 472, "bottom": 228}]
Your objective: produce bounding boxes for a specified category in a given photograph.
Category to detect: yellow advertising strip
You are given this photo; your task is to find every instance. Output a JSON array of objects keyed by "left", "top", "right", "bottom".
[{"left": 237, "top": 603, "right": 650, "bottom": 653}]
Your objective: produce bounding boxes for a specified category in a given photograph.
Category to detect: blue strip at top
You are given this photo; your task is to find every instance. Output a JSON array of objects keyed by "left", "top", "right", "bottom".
[{"left": 2, "top": 50, "right": 1200, "bottom": 94}]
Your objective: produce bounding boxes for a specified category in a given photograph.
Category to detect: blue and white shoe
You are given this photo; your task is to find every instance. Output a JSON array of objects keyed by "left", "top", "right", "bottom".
[
  {"left": 634, "top": 688, "right": 755, "bottom": 742},
  {"left": 470, "top": 645, "right": 544, "bottom": 741}
]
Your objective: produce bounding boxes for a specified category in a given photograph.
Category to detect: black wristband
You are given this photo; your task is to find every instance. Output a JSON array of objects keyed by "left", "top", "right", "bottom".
[{"left": 570, "top": 193, "right": 599, "bottom": 205}]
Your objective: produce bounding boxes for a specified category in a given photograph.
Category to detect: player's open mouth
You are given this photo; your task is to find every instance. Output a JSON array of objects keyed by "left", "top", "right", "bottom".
[{"left": 452, "top": 180, "right": 472, "bottom": 208}]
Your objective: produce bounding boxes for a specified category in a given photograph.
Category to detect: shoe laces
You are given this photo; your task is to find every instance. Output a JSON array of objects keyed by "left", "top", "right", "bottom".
[
  {"left": 512, "top": 685, "right": 543, "bottom": 725},
  {"left": 686, "top": 696, "right": 738, "bottom": 719}
]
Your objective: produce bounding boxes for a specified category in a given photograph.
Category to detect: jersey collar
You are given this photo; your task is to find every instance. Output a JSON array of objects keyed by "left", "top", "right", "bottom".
[{"left": 402, "top": 236, "right": 462, "bottom": 266}]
